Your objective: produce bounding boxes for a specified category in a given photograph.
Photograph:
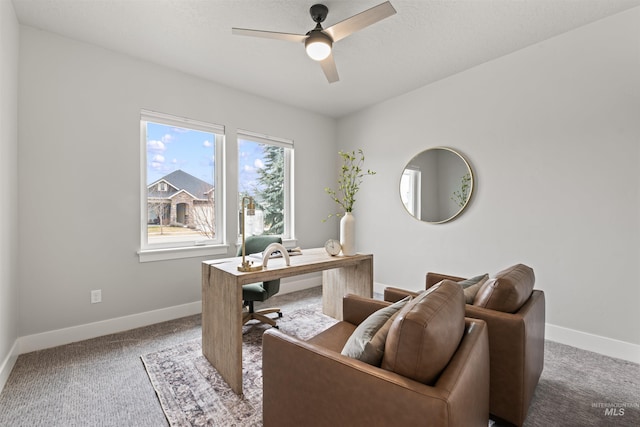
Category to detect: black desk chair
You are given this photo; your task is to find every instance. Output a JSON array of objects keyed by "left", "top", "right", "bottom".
[{"left": 237, "top": 235, "right": 283, "bottom": 327}]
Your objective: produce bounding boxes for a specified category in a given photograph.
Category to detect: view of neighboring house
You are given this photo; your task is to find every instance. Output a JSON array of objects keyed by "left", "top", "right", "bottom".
[{"left": 147, "top": 169, "right": 214, "bottom": 229}]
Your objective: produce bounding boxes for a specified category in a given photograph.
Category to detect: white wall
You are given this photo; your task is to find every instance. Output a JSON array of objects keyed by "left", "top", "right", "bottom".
[
  {"left": 338, "top": 8, "right": 640, "bottom": 359},
  {"left": 0, "top": 0, "right": 20, "bottom": 389},
  {"left": 8, "top": 4, "right": 639, "bottom": 369},
  {"left": 17, "top": 27, "right": 338, "bottom": 339}
]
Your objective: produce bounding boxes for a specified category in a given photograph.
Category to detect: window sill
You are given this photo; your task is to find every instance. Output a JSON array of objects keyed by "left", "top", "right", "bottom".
[{"left": 138, "top": 244, "right": 229, "bottom": 263}]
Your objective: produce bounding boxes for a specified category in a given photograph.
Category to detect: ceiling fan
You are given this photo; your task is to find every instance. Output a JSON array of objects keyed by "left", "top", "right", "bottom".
[{"left": 232, "top": 1, "right": 397, "bottom": 83}]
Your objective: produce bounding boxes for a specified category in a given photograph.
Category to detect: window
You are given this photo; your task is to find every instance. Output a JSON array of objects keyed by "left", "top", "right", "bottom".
[
  {"left": 237, "top": 130, "right": 294, "bottom": 241},
  {"left": 400, "top": 168, "right": 421, "bottom": 218},
  {"left": 140, "top": 110, "right": 225, "bottom": 260}
]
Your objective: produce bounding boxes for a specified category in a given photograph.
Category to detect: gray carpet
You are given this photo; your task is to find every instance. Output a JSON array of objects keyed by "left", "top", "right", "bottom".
[
  {"left": 0, "top": 286, "right": 638, "bottom": 426},
  {"left": 524, "top": 340, "right": 639, "bottom": 426}
]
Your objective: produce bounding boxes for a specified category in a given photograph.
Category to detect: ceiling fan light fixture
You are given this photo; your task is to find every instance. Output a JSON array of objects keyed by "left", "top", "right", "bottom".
[
  {"left": 305, "top": 32, "right": 332, "bottom": 61},
  {"left": 232, "top": 1, "right": 397, "bottom": 82}
]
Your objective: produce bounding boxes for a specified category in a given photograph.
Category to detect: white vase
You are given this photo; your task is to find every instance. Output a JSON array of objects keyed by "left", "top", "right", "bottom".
[{"left": 340, "top": 212, "right": 356, "bottom": 256}]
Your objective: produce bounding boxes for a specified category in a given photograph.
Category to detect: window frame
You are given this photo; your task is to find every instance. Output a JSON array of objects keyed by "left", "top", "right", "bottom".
[
  {"left": 237, "top": 129, "right": 295, "bottom": 243},
  {"left": 138, "top": 110, "right": 227, "bottom": 262},
  {"left": 400, "top": 167, "right": 422, "bottom": 218}
]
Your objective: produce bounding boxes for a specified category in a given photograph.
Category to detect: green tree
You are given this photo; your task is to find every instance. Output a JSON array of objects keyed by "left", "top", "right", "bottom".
[{"left": 255, "top": 144, "right": 285, "bottom": 234}]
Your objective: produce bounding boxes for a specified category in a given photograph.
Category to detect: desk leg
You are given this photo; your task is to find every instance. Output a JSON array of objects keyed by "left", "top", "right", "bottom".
[
  {"left": 322, "top": 257, "right": 373, "bottom": 320},
  {"left": 202, "top": 265, "right": 244, "bottom": 395}
]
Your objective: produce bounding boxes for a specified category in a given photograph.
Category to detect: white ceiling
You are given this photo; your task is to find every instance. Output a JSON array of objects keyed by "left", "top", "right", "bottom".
[{"left": 12, "top": 0, "right": 640, "bottom": 118}]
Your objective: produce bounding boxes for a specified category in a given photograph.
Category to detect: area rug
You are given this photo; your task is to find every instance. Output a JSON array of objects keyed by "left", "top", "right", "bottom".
[
  {"left": 142, "top": 305, "right": 640, "bottom": 427},
  {"left": 141, "top": 305, "right": 338, "bottom": 427}
]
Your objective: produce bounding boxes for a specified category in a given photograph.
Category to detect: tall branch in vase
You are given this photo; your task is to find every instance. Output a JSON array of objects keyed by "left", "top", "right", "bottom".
[{"left": 324, "top": 149, "right": 376, "bottom": 219}]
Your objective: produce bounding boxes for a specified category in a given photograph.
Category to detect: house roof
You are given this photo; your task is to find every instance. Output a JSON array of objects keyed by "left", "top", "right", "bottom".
[{"left": 148, "top": 170, "right": 213, "bottom": 201}]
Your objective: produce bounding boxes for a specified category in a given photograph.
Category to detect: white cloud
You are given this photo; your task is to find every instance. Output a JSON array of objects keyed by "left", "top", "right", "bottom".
[
  {"left": 203, "top": 140, "right": 212, "bottom": 147},
  {"left": 161, "top": 134, "right": 173, "bottom": 143},
  {"left": 243, "top": 164, "right": 254, "bottom": 172},
  {"left": 147, "top": 140, "right": 165, "bottom": 152},
  {"left": 152, "top": 154, "right": 165, "bottom": 163},
  {"left": 254, "top": 159, "right": 264, "bottom": 169}
]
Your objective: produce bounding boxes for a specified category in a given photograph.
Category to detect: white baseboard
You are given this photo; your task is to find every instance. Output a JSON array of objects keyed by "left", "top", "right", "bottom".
[
  {"left": 18, "top": 301, "right": 203, "bottom": 355},
  {"left": 545, "top": 323, "right": 640, "bottom": 364},
  {"left": 0, "top": 339, "right": 19, "bottom": 394},
  {"left": 373, "top": 282, "right": 388, "bottom": 296},
  {"left": 278, "top": 273, "right": 322, "bottom": 295},
  {"left": 16, "top": 274, "right": 321, "bottom": 356}
]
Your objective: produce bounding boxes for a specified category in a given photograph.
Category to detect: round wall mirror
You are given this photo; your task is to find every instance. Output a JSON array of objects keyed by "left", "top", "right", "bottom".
[{"left": 399, "top": 147, "right": 473, "bottom": 223}]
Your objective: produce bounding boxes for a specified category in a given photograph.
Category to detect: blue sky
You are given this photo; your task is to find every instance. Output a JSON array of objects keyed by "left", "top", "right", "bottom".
[
  {"left": 146, "top": 122, "right": 264, "bottom": 193},
  {"left": 238, "top": 139, "right": 265, "bottom": 195},
  {"left": 146, "top": 122, "right": 214, "bottom": 184}
]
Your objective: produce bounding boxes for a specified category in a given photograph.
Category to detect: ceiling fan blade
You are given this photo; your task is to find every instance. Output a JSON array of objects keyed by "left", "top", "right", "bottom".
[
  {"left": 232, "top": 28, "right": 306, "bottom": 43},
  {"left": 324, "top": 1, "right": 396, "bottom": 42},
  {"left": 320, "top": 53, "right": 339, "bottom": 83}
]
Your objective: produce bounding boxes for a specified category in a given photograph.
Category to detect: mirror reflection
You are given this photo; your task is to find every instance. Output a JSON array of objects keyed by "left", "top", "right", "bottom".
[{"left": 400, "top": 147, "right": 473, "bottom": 223}]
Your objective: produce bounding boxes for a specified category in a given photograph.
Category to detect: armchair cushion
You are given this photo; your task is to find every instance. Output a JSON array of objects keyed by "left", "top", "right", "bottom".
[
  {"left": 473, "top": 264, "right": 535, "bottom": 313},
  {"left": 382, "top": 280, "right": 465, "bottom": 385},
  {"left": 341, "top": 296, "right": 411, "bottom": 365}
]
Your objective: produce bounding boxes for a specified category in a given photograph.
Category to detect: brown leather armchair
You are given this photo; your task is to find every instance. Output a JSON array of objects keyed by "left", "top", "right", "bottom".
[
  {"left": 385, "top": 265, "right": 545, "bottom": 426},
  {"left": 263, "top": 286, "right": 490, "bottom": 427}
]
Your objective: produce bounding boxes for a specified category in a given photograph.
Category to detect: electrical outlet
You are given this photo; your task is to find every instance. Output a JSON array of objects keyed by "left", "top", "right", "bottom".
[{"left": 91, "top": 289, "right": 102, "bottom": 304}]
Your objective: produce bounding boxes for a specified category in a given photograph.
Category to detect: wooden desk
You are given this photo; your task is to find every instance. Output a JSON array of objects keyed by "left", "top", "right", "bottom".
[{"left": 202, "top": 248, "right": 373, "bottom": 394}]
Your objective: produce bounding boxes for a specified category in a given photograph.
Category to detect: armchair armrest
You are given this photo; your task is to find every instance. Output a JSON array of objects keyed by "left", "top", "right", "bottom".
[
  {"left": 383, "top": 286, "right": 420, "bottom": 303},
  {"left": 342, "top": 293, "right": 391, "bottom": 325},
  {"left": 262, "top": 319, "right": 490, "bottom": 427},
  {"left": 426, "top": 272, "right": 466, "bottom": 289},
  {"left": 464, "top": 290, "right": 545, "bottom": 425},
  {"left": 464, "top": 290, "right": 545, "bottom": 368},
  {"left": 384, "top": 272, "right": 466, "bottom": 302}
]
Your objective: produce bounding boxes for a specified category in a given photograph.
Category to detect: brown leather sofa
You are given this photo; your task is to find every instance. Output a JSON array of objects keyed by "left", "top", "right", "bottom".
[
  {"left": 263, "top": 282, "right": 490, "bottom": 427},
  {"left": 385, "top": 264, "right": 545, "bottom": 426}
]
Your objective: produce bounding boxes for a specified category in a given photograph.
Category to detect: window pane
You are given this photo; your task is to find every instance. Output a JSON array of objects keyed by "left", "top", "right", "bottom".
[
  {"left": 400, "top": 168, "right": 421, "bottom": 217},
  {"left": 238, "top": 139, "right": 287, "bottom": 237},
  {"left": 145, "top": 121, "right": 216, "bottom": 247}
]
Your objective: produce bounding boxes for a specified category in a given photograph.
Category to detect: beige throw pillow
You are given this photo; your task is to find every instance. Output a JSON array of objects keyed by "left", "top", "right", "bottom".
[
  {"left": 458, "top": 274, "right": 490, "bottom": 304},
  {"left": 341, "top": 296, "right": 411, "bottom": 365}
]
